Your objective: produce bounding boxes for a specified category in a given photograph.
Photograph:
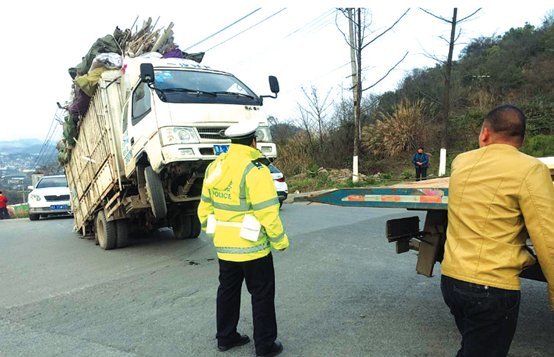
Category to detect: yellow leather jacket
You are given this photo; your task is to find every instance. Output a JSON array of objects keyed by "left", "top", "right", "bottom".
[
  {"left": 442, "top": 144, "right": 554, "bottom": 308},
  {"left": 197, "top": 144, "right": 289, "bottom": 262}
]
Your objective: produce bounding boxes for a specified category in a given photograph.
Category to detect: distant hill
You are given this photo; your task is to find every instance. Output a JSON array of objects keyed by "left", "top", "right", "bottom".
[{"left": 0, "top": 139, "right": 55, "bottom": 155}]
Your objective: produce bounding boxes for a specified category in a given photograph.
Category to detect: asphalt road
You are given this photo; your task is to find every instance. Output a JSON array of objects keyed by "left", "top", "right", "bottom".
[{"left": 0, "top": 203, "right": 552, "bottom": 357}]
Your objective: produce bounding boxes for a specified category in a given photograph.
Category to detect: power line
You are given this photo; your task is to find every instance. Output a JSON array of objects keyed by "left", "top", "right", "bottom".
[
  {"left": 33, "top": 114, "right": 58, "bottom": 168},
  {"left": 285, "top": 9, "right": 334, "bottom": 38},
  {"left": 184, "top": 8, "right": 262, "bottom": 51},
  {"left": 206, "top": 8, "right": 287, "bottom": 52},
  {"left": 34, "top": 108, "right": 64, "bottom": 169}
]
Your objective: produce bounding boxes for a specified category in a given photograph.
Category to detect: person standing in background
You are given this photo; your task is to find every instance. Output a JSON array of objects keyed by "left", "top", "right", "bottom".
[
  {"left": 412, "top": 146, "right": 429, "bottom": 181},
  {"left": 0, "top": 191, "right": 9, "bottom": 219}
]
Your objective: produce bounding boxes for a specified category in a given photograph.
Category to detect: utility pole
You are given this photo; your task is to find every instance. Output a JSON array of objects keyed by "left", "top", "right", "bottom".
[
  {"left": 348, "top": 8, "right": 359, "bottom": 183},
  {"left": 420, "top": 7, "right": 481, "bottom": 176},
  {"left": 338, "top": 8, "right": 410, "bottom": 183},
  {"left": 438, "top": 8, "right": 457, "bottom": 177}
]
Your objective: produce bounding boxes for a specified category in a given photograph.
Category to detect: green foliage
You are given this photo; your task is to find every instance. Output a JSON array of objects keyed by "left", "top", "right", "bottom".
[
  {"left": 521, "top": 135, "right": 554, "bottom": 157},
  {"left": 401, "top": 170, "right": 412, "bottom": 180}
]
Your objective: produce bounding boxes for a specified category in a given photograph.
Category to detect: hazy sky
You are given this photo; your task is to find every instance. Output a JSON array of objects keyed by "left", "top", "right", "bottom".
[{"left": 1, "top": 0, "right": 552, "bottom": 142}]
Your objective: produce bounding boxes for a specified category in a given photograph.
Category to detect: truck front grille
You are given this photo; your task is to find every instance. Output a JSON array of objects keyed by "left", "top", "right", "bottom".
[
  {"left": 45, "top": 195, "right": 70, "bottom": 202},
  {"left": 197, "top": 127, "right": 228, "bottom": 140}
]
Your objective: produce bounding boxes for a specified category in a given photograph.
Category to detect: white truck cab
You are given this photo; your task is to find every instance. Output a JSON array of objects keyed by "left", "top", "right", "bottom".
[{"left": 121, "top": 55, "right": 276, "bottom": 177}]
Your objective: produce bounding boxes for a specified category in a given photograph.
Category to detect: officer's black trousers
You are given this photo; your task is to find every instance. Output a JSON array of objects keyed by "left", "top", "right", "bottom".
[{"left": 217, "top": 253, "right": 277, "bottom": 354}]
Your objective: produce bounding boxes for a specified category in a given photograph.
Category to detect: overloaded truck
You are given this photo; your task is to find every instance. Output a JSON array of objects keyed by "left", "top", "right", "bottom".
[
  {"left": 310, "top": 157, "right": 554, "bottom": 282},
  {"left": 61, "top": 23, "right": 279, "bottom": 250}
]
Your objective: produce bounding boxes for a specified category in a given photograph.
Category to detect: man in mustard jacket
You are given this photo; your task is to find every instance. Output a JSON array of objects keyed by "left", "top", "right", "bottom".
[
  {"left": 198, "top": 121, "right": 289, "bottom": 357},
  {"left": 441, "top": 104, "right": 554, "bottom": 356}
]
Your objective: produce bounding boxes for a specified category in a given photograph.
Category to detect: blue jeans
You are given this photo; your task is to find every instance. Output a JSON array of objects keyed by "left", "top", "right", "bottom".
[{"left": 441, "top": 275, "right": 520, "bottom": 357}]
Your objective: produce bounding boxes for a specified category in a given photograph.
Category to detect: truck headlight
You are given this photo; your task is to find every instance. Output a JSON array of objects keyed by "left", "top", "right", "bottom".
[
  {"left": 255, "top": 126, "right": 272, "bottom": 142},
  {"left": 29, "top": 193, "right": 41, "bottom": 201},
  {"left": 160, "top": 127, "right": 200, "bottom": 145}
]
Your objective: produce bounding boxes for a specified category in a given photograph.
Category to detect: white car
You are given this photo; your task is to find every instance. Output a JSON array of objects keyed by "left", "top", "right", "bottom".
[
  {"left": 28, "top": 175, "right": 72, "bottom": 221},
  {"left": 268, "top": 163, "right": 288, "bottom": 207}
]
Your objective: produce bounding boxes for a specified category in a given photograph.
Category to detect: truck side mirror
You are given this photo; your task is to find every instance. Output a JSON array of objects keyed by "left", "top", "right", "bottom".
[
  {"left": 269, "top": 76, "right": 280, "bottom": 95},
  {"left": 28, "top": 185, "right": 34, "bottom": 190},
  {"left": 140, "top": 63, "right": 155, "bottom": 83}
]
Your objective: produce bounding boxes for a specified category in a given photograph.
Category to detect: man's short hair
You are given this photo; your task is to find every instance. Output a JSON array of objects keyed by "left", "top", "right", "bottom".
[
  {"left": 231, "top": 135, "right": 256, "bottom": 146},
  {"left": 483, "top": 104, "right": 526, "bottom": 143}
]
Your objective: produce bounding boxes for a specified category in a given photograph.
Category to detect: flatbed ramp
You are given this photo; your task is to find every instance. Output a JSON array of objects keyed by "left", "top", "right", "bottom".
[{"left": 310, "top": 178, "right": 449, "bottom": 210}]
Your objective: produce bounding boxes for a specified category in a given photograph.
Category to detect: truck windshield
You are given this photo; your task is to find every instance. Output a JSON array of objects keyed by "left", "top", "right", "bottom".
[
  {"left": 36, "top": 177, "right": 68, "bottom": 188},
  {"left": 154, "top": 70, "right": 261, "bottom": 105}
]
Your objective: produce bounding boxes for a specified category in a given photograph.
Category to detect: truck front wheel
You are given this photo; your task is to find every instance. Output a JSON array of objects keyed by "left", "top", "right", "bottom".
[
  {"left": 96, "top": 211, "right": 117, "bottom": 250},
  {"left": 144, "top": 166, "right": 167, "bottom": 220},
  {"left": 172, "top": 213, "right": 191, "bottom": 240},
  {"left": 171, "top": 213, "right": 200, "bottom": 239}
]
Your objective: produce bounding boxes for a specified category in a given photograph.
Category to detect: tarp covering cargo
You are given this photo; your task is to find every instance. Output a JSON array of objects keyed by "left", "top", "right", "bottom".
[{"left": 58, "top": 18, "right": 204, "bottom": 165}]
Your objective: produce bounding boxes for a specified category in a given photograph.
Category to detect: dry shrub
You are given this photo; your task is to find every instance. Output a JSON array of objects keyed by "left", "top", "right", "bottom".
[
  {"left": 273, "top": 132, "right": 313, "bottom": 176},
  {"left": 362, "top": 98, "right": 427, "bottom": 158}
]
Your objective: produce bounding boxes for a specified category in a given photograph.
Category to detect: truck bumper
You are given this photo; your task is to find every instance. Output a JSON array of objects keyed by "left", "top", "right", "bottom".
[{"left": 161, "top": 143, "right": 277, "bottom": 165}]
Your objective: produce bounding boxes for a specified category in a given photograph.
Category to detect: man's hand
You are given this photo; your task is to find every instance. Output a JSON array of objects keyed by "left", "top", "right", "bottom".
[{"left": 416, "top": 162, "right": 422, "bottom": 165}]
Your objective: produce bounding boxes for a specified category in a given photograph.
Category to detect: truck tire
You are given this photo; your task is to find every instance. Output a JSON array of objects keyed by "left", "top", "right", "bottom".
[
  {"left": 29, "top": 214, "right": 40, "bottom": 221},
  {"left": 172, "top": 214, "right": 192, "bottom": 240},
  {"left": 96, "top": 211, "right": 117, "bottom": 250},
  {"left": 144, "top": 166, "right": 167, "bottom": 219},
  {"left": 189, "top": 215, "right": 201, "bottom": 239},
  {"left": 116, "top": 219, "right": 129, "bottom": 248}
]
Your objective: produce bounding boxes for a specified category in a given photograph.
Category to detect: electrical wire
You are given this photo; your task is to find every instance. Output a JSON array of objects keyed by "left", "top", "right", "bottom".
[
  {"left": 34, "top": 108, "right": 64, "bottom": 169},
  {"left": 285, "top": 9, "right": 335, "bottom": 38},
  {"left": 206, "top": 8, "right": 287, "bottom": 52},
  {"left": 184, "top": 8, "right": 262, "bottom": 51},
  {"left": 33, "top": 114, "right": 58, "bottom": 169}
]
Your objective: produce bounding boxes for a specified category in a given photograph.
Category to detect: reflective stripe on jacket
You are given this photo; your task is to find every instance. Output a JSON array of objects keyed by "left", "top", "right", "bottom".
[{"left": 197, "top": 144, "right": 289, "bottom": 262}]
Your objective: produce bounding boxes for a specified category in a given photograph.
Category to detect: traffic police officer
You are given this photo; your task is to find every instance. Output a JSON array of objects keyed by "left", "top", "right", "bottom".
[{"left": 198, "top": 120, "right": 289, "bottom": 357}]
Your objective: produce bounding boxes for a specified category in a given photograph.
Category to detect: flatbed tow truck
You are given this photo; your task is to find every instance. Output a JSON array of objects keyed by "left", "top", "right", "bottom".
[{"left": 309, "top": 157, "right": 554, "bottom": 282}]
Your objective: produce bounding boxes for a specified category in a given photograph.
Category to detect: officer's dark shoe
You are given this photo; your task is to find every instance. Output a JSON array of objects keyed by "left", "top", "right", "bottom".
[
  {"left": 217, "top": 334, "right": 250, "bottom": 352},
  {"left": 257, "top": 341, "right": 283, "bottom": 357}
]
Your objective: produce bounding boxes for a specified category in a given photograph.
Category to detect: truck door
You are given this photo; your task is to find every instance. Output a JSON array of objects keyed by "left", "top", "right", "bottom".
[{"left": 122, "top": 82, "right": 157, "bottom": 177}]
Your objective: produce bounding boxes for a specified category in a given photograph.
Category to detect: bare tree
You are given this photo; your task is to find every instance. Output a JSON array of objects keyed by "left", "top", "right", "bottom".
[
  {"left": 295, "top": 105, "right": 315, "bottom": 150},
  {"left": 419, "top": 7, "right": 481, "bottom": 176},
  {"left": 337, "top": 8, "right": 410, "bottom": 182},
  {"left": 300, "top": 86, "right": 333, "bottom": 146}
]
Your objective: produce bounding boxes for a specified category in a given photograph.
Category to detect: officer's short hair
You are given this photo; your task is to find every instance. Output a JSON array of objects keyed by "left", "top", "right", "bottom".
[{"left": 483, "top": 104, "right": 526, "bottom": 144}]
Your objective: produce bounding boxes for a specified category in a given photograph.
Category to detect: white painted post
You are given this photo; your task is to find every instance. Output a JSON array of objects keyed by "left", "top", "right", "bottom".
[
  {"left": 439, "top": 148, "right": 447, "bottom": 176},
  {"left": 353, "top": 155, "right": 359, "bottom": 183}
]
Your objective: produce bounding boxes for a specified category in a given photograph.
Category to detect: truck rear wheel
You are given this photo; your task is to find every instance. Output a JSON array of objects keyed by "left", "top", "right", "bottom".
[
  {"left": 116, "top": 219, "right": 129, "bottom": 248},
  {"left": 96, "top": 211, "right": 117, "bottom": 250},
  {"left": 144, "top": 166, "right": 167, "bottom": 219},
  {"left": 29, "top": 214, "right": 40, "bottom": 221}
]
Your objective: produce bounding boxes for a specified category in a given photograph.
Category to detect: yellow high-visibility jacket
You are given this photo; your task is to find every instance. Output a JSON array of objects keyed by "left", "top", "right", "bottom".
[{"left": 197, "top": 144, "right": 289, "bottom": 262}]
